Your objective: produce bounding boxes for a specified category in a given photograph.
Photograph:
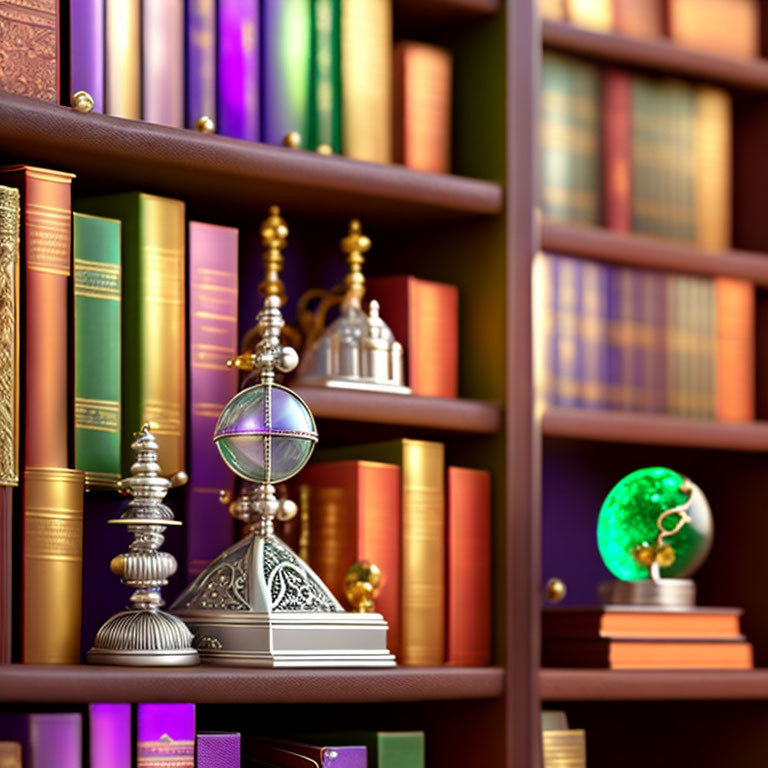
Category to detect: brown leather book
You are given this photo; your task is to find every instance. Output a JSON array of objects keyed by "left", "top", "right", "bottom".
[
  {"left": 446, "top": 467, "right": 491, "bottom": 666},
  {"left": 602, "top": 68, "right": 632, "bottom": 232},
  {"left": 0, "top": 166, "right": 74, "bottom": 469},
  {"left": 0, "top": 0, "right": 59, "bottom": 102},
  {"left": 612, "top": 0, "right": 663, "bottom": 37}
]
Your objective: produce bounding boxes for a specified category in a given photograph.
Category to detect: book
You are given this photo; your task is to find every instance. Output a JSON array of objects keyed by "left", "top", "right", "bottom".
[
  {"left": 301, "top": 732, "right": 424, "bottom": 768},
  {"left": 565, "top": 0, "right": 612, "bottom": 30},
  {"left": 542, "top": 729, "right": 586, "bottom": 768},
  {"left": 341, "top": 0, "right": 393, "bottom": 163},
  {"left": 541, "top": 52, "right": 601, "bottom": 225},
  {"left": 0, "top": 713, "right": 82, "bottom": 767},
  {"left": 611, "top": 0, "right": 663, "bottom": 37},
  {"left": 261, "top": 0, "right": 312, "bottom": 147},
  {"left": 105, "top": 0, "right": 140, "bottom": 118},
  {"left": 218, "top": 0, "right": 260, "bottom": 141},
  {"left": 319, "top": 439, "right": 445, "bottom": 666},
  {"left": 0, "top": 742, "right": 21, "bottom": 768},
  {"left": 77, "top": 192, "right": 187, "bottom": 477},
  {"left": 186, "top": 0, "right": 217, "bottom": 129},
  {"left": 70, "top": 0, "right": 104, "bottom": 111},
  {"left": 73, "top": 212, "right": 122, "bottom": 487},
  {"left": 366, "top": 275, "right": 459, "bottom": 398},
  {"left": 245, "top": 737, "right": 366, "bottom": 768},
  {"left": 89, "top": 703, "right": 131, "bottom": 768},
  {"left": 142, "top": 0, "right": 184, "bottom": 127},
  {"left": 543, "top": 637, "right": 754, "bottom": 669},
  {"left": 667, "top": 0, "right": 760, "bottom": 59},
  {"left": 187, "top": 221, "right": 239, "bottom": 577},
  {"left": 579, "top": 260, "right": 608, "bottom": 408},
  {"left": 552, "top": 256, "right": 582, "bottom": 407},
  {"left": 0, "top": 0, "right": 58, "bottom": 101},
  {"left": 540, "top": 0, "right": 565, "bottom": 20},
  {"left": 137, "top": 704, "right": 195, "bottom": 768},
  {"left": 23, "top": 467, "right": 85, "bottom": 663},
  {"left": 300, "top": 459, "right": 402, "bottom": 658},
  {"left": 394, "top": 41, "right": 453, "bottom": 174},
  {"left": 198, "top": 733, "right": 241, "bottom": 768},
  {"left": 541, "top": 711, "right": 569, "bottom": 731},
  {"left": 311, "top": 0, "right": 342, "bottom": 153},
  {"left": 0, "top": 165, "right": 74, "bottom": 468},
  {"left": 446, "top": 467, "right": 491, "bottom": 666},
  {"left": 602, "top": 68, "right": 631, "bottom": 232}
]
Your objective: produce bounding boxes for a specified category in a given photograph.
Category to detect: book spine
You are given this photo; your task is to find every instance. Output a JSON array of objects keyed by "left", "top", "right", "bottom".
[
  {"left": 0, "top": 0, "right": 58, "bottom": 101},
  {"left": 142, "top": 0, "right": 184, "bottom": 127},
  {"left": 701, "top": 278, "right": 716, "bottom": 418},
  {"left": 29, "top": 714, "right": 82, "bottom": 768},
  {"left": 668, "top": 0, "right": 760, "bottom": 59},
  {"left": 374, "top": 732, "right": 425, "bottom": 768},
  {"left": 605, "top": 266, "right": 623, "bottom": 408},
  {"left": 649, "top": 270, "right": 667, "bottom": 412},
  {"left": 105, "top": 0, "right": 140, "bottom": 118},
  {"left": 311, "top": 0, "right": 342, "bottom": 153},
  {"left": 70, "top": 0, "right": 104, "bottom": 111},
  {"left": 401, "top": 439, "right": 444, "bottom": 666},
  {"left": 137, "top": 704, "right": 195, "bottom": 768},
  {"left": 23, "top": 467, "right": 84, "bottom": 664},
  {"left": 89, "top": 704, "right": 131, "bottom": 768},
  {"left": 579, "top": 260, "right": 608, "bottom": 408},
  {"left": 197, "top": 733, "right": 241, "bottom": 768},
  {"left": 218, "top": 0, "right": 259, "bottom": 141},
  {"left": 565, "top": 0, "right": 613, "bottom": 30},
  {"left": 73, "top": 213, "right": 121, "bottom": 486},
  {"left": 187, "top": 222, "right": 239, "bottom": 578},
  {"left": 394, "top": 41, "right": 453, "bottom": 174},
  {"left": 533, "top": 254, "right": 557, "bottom": 407},
  {"left": 630, "top": 269, "right": 649, "bottom": 411},
  {"left": 446, "top": 467, "right": 491, "bottom": 666},
  {"left": 186, "top": 0, "right": 217, "bottom": 128},
  {"left": 602, "top": 68, "right": 632, "bottom": 232},
  {"left": 554, "top": 257, "right": 582, "bottom": 407},
  {"left": 341, "top": 0, "right": 392, "bottom": 162},
  {"left": 612, "top": 0, "right": 663, "bottom": 37},
  {"left": 618, "top": 267, "right": 635, "bottom": 410}
]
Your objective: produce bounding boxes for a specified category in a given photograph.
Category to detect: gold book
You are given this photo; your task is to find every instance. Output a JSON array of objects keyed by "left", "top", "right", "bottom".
[
  {"left": 0, "top": 742, "right": 21, "bottom": 768},
  {"left": 542, "top": 729, "right": 586, "bottom": 768},
  {"left": 106, "top": 0, "right": 141, "bottom": 119},
  {"left": 23, "top": 467, "right": 85, "bottom": 664}
]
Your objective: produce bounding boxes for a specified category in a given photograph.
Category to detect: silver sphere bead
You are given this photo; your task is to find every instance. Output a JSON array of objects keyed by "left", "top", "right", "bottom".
[
  {"left": 276, "top": 499, "right": 298, "bottom": 521},
  {"left": 277, "top": 346, "right": 299, "bottom": 373}
]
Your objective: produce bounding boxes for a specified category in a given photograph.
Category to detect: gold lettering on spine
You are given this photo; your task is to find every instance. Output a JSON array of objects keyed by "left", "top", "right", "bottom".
[{"left": 0, "top": 186, "right": 20, "bottom": 485}]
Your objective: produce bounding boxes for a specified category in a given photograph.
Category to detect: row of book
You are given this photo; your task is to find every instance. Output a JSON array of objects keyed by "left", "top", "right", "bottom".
[
  {"left": 542, "top": 0, "right": 760, "bottom": 60},
  {"left": 0, "top": 704, "right": 425, "bottom": 767},
  {"left": 0, "top": 0, "right": 453, "bottom": 172},
  {"left": 535, "top": 254, "right": 755, "bottom": 420}
]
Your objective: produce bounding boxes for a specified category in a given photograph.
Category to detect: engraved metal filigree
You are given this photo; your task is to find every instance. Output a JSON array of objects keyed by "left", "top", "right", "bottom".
[{"left": 185, "top": 556, "right": 249, "bottom": 611}]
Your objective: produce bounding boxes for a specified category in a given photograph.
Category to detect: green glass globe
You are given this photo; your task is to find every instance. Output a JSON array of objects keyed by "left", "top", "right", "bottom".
[{"left": 596, "top": 467, "right": 713, "bottom": 581}]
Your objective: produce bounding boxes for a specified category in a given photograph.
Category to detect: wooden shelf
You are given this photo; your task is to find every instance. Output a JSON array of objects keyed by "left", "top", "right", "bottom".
[
  {"left": 541, "top": 222, "right": 768, "bottom": 286},
  {"left": 543, "top": 20, "right": 768, "bottom": 91},
  {"left": 0, "top": 665, "right": 504, "bottom": 704},
  {"left": 542, "top": 407, "right": 768, "bottom": 451},
  {"left": 295, "top": 388, "right": 502, "bottom": 434},
  {"left": 541, "top": 668, "right": 768, "bottom": 701},
  {"left": 0, "top": 92, "right": 502, "bottom": 221}
]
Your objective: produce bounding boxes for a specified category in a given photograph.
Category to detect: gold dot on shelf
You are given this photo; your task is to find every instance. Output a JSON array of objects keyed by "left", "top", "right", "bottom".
[
  {"left": 195, "top": 115, "right": 216, "bottom": 134},
  {"left": 544, "top": 577, "right": 567, "bottom": 604},
  {"left": 283, "top": 131, "right": 302, "bottom": 148},
  {"left": 316, "top": 144, "right": 333, "bottom": 156},
  {"left": 70, "top": 90, "right": 94, "bottom": 113}
]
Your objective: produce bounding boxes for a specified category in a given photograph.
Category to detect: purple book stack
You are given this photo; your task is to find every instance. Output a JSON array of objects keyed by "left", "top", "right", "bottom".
[
  {"left": 90, "top": 704, "right": 131, "bottom": 768},
  {"left": 187, "top": 0, "right": 217, "bottom": 128},
  {"left": 198, "top": 733, "right": 241, "bottom": 767},
  {"left": 70, "top": 0, "right": 104, "bottom": 112},
  {"left": 0, "top": 713, "right": 82, "bottom": 768},
  {"left": 137, "top": 703, "right": 195, "bottom": 768},
  {"left": 218, "top": 0, "right": 260, "bottom": 140}
]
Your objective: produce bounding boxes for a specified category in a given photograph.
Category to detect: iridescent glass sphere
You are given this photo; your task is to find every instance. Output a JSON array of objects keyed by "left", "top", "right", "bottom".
[
  {"left": 214, "top": 383, "right": 318, "bottom": 483},
  {"left": 596, "top": 467, "right": 713, "bottom": 581}
]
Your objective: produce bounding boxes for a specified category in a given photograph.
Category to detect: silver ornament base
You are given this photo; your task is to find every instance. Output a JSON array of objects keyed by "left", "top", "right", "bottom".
[
  {"left": 177, "top": 610, "right": 396, "bottom": 668},
  {"left": 598, "top": 578, "right": 696, "bottom": 608},
  {"left": 297, "top": 376, "right": 411, "bottom": 395},
  {"left": 87, "top": 648, "right": 200, "bottom": 666}
]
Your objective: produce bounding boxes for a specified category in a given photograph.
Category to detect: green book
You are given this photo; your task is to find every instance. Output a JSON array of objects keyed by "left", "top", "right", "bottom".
[
  {"left": 77, "top": 193, "right": 186, "bottom": 477},
  {"left": 311, "top": 0, "right": 341, "bottom": 152},
  {"left": 304, "top": 732, "right": 424, "bottom": 768},
  {"left": 72, "top": 212, "right": 122, "bottom": 487}
]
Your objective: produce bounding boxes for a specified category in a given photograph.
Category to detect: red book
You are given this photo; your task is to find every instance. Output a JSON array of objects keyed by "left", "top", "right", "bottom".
[
  {"left": 612, "top": 0, "right": 663, "bottom": 38},
  {"left": 299, "top": 460, "right": 401, "bottom": 659},
  {"left": 602, "top": 68, "right": 632, "bottom": 232},
  {"left": 366, "top": 275, "right": 459, "bottom": 398},
  {"left": 446, "top": 467, "right": 491, "bottom": 666}
]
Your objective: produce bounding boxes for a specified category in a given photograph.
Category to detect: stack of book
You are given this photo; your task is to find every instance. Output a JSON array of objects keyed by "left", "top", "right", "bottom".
[{"left": 543, "top": 605, "right": 754, "bottom": 669}]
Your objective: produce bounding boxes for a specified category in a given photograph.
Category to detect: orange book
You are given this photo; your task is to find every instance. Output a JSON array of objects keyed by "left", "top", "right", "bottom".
[
  {"left": 394, "top": 41, "right": 453, "bottom": 174},
  {"left": 366, "top": 275, "right": 459, "bottom": 398},
  {"left": 612, "top": 0, "right": 663, "bottom": 37},
  {"left": 300, "top": 460, "right": 402, "bottom": 659},
  {"left": 565, "top": 0, "right": 612, "bottom": 30},
  {"left": 446, "top": 467, "right": 491, "bottom": 666},
  {"left": 667, "top": 0, "right": 760, "bottom": 59}
]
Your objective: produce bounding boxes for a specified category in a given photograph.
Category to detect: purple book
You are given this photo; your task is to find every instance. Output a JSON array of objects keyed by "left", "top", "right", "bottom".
[
  {"left": 70, "top": 0, "right": 104, "bottom": 112},
  {"left": 260, "top": 0, "right": 312, "bottom": 146},
  {"left": 0, "top": 713, "right": 82, "bottom": 768},
  {"left": 137, "top": 704, "right": 195, "bottom": 768},
  {"left": 578, "top": 260, "right": 608, "bottom": 409},
  {"left": 187, "top": 0, "right": 217, "bottom": 128},
  {"left": 218, "top": 0, "right": 260, "bottom": 140},
  {"left": 187, "top": 222, "right": 239, "bottom": 578},
  {"left": 246, "top": 737, "right": 366, "bottom": 768},
  {"left": 198, "top": 733, "right": 241, "bottom": 768},
  {"left": 605, "top": 265, "right": 624, "bottom": 409},
  {"left": 553, "top": 256, "right": 582, "bottom": 407},
  {"left": 90, "top": 704, "right": 131, "bottom": 768},
  {"left": 143, "top": 0, "right": 185, "bottom": 127}
]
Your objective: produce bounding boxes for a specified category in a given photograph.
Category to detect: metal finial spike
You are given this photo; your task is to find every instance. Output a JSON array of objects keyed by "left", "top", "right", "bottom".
[
  {"left": 340, "top": 218, "right": 371, "bottom": 311},
  {"left": 258, "top": 205, "right": 288, "bottom": 304}
]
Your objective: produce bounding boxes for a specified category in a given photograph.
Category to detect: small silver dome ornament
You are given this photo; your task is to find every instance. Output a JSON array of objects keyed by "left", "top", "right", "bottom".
[
  {"left": 295, "top": 219, "right": 410, "bottom": 394},
  {"left": 171, "top": 207, "right": 395, "bottom": 667},
  {"left": 87, "top": 424, "right": 199, "bottom": 666}
]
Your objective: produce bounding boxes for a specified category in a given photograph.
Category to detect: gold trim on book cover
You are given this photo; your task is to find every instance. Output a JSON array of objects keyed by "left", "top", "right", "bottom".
[
  {"left": 85, "top": 470, "right": 120, "bottom": 489},
  {"left": 0, "top": 186, "right": 19, "bottom": 486}
]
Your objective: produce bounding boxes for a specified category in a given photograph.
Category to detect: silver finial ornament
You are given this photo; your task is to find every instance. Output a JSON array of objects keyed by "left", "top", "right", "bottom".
[{"left": 87, "top": 424, "right": 199, "bottom": 666}]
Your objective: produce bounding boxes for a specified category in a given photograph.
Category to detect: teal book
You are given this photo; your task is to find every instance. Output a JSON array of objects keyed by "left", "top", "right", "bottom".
[
  {"left": 311, "top": 0, "right": 341, "bottom": 152},
  {"left": 72, "top": 212, "right": 122, "bottom": 487},
  {"left": 541, "top": 51, "right": 601, "bottom": 224}
]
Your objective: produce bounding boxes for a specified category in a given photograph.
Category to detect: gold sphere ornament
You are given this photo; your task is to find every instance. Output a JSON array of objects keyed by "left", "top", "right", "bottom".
[
  {"left": 316, "top": 144, "right": 333, "bottom": 155},
  {"left": 283, "top": 131, "right": 302, "bottom": 148},
  {"left": 195, "top": 115, "right": 215, "bottom": 134},
  {"left": 344, "top": 560, "right": 382, "bottom": 613},
  {"left": 544, "top": 577, "right": 567, "bottom": 604},
  {"left": 70, "top": 90, "right": 94, "bottom": 113}
]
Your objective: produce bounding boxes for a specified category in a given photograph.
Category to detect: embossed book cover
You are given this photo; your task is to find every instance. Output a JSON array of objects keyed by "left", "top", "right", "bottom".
[{"left": 137, "top": 703, "right": 195, "bottom": 768}]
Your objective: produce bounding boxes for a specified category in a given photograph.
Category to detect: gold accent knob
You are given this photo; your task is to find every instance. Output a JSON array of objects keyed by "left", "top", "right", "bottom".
[
  {"left": 219, "top": 489, "right": 232, "bottom": 505},
  {"left": 110, "top": 554, "right": 125, "bottom": 576},
  {"left": 316, "top": 144, "right": 333, "bottom": 155},
  {"left": 283, "top": 131, "right": 302, "bottom": 148},
  {"left": 544, "top": 577, "right": 567, "bottom": 604},
  {"left": 170, "top": 471, "right": 188, "bottom": 488},
  {"left": 195, "top": 115, "right": 216, "bottom": 134},
  {"left": 70, "top": 90, "right": 94, "bottom": 113},
  {"left": 344, "top": 560, "right": 381, "bottom": 613}
]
